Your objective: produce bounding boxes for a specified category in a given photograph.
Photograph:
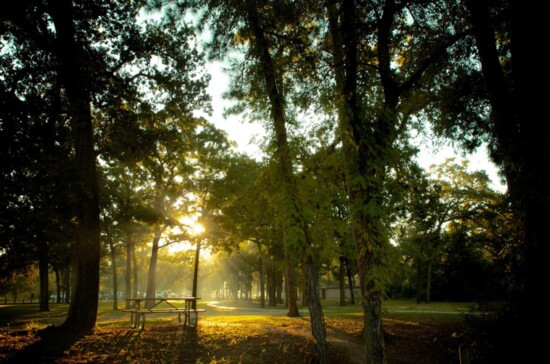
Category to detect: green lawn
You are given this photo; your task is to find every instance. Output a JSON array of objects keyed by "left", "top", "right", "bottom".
[{"left": 0, "top": 298, "right": 479, "bottom": 329}]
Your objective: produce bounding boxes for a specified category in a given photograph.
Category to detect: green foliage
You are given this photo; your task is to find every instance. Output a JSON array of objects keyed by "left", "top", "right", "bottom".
[{"left": 394, "top": 159, "right": 512, "bottom": 302}]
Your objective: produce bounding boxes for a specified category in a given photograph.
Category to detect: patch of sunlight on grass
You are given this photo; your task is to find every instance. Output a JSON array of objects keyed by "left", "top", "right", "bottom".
[
  {"left": 24, "top": 321, "right": 48, "bottom": 330},
  {"left": 205, "top": 315, "right": 269, "bottom": 323}
]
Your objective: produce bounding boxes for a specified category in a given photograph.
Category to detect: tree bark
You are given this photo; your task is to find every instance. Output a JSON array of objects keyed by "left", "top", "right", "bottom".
[
  {"left": 145, "top": 226, "right": 162, "bottom": 308},
  {"left": 191, "top": 238, "right": 201, "bottom": 310},
  {"left": 50, "top": 0, "right": 100, "bottom": 334},
  {"left": 327, "top": 0, "right": 386, "bottom": 362},
  {"left": 245, "top": 2, "right": 329, "bottom": 361}
]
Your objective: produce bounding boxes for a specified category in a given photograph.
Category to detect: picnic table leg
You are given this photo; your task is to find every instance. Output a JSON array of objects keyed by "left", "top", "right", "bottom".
[
  {"left": 140, "top": 313, "right": 145, "bottom": 329},
  {"left": 129, "top": 312, "right": 133, "bottom": 327}
]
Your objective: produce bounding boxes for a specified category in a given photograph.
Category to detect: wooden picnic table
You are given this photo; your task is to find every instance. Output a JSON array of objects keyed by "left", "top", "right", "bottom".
[{"left": 124, "top": 297, "right": 204, "bottom": 329}]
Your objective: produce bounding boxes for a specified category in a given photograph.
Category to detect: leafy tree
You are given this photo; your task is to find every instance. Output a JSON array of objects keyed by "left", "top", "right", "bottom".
[
  {"left": 1, "top": 0, "right": 210, "bottom": 332},
  {"left": 424, "top": 1, "right": 549, "bottom": 359},
  {"left": 401, "top": 159, "right": 505, "bottom": 303}
]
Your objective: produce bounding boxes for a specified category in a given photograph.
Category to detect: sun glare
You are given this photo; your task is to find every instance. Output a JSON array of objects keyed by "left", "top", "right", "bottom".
[
  {"left": 192, "top": 222, "right": 205, "bottom": 236},
  {"left": 179, "top": 215, "right": 205, "bottom": 236}
]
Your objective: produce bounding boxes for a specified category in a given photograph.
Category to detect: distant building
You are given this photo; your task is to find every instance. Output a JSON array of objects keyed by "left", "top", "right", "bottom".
[{"left": 321, "top": 284, "right": 360, "bottom": 301}]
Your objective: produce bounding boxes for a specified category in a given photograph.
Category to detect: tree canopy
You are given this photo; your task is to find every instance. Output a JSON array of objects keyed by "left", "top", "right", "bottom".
[{"left": 1, "top": 0, "right": 546, "bottom": 362}]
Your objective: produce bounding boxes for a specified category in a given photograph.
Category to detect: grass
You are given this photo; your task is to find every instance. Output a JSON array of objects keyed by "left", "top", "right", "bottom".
[{"left": 0, "top": 298, "right": 479, "bottom": 329}]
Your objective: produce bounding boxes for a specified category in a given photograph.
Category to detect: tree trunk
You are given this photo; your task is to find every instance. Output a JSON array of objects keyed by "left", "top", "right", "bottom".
[
  {"left": 258, "top": 254, "right": 265, "bottom": 308},
  {"left": 109, "top": 239, "right": 118, "bottom": 310},
  {"left": 267, "top": 263, "right": 277, "bottom": 307},
  {"left": 276, "top": 269, "right": 284, "bottom": 304},
  {"left": 303, "top": 256, "right": 329, "bottom": 364},
  {"left": 344, "top": 257, "right": 356, "bottom": 305},
  {"left": 145, "top": 226, "right": 162, "bottom": 308},
  {"left": 54, "top": 267, "right": 61, "bottom": 304},
  {"left": 125, "top": 235, "right": 133, "bottom": 308},
  {"left": 339, "top": 256, "right": 346, "bottom": 306},
  {"left": 191, "top": 239, "right": 201, "bottom": 310},
  {"left": 283, "top": 226, "right": 300, "bottom": 316},
  {"left": 50, "top": 0, "right": 100, "bottom": 334},
  {"left": 327, "top": 1, "right": 386, "bottom": 362},
  {"left": 245, "top": 2, "right": 329, "bottom": 361},
  {"left": 38, "top": 247, "right": 49, "bottom": 311},
  {"left": 466, "top": 2, "right": 550, "bottom": 359},
  {"left": 132, "top": 243, "right": 138, "bottom": 299}
]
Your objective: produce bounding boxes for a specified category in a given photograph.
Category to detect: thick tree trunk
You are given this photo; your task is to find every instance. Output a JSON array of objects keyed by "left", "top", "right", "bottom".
[
  {"left": 284, "top": 228, "right": 300, "bottom": 316},
  {"left": 245, "top": 2, "right": 329, "bottom": 361},
  {"left": 50, "top": 0, "right": 100, "bottom": 334},
  {"left": 327, "top": 1, "right": 386, "bottom": 362},
  {"left": 466, "top": 1, "right": 550, "bottom": 360},
  {"left": 145, "top": 226, "right": 162, "bottom": 308}
]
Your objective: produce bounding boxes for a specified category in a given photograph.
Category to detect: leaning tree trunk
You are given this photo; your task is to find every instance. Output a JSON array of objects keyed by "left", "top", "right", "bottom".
[
  {"left": 245, "top": 2, "right": 329, "bottom": 361},
  {"left": 50, "top": 0, "right": 101, "bottom": 334}
]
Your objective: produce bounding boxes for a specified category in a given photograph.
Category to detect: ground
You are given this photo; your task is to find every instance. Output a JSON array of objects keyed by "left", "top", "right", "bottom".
[{"left": 0, "top": 311, "right": 465, "bottom": 363}]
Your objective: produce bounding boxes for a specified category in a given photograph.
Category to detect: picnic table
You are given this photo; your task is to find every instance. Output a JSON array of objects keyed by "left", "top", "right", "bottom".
[{"left": 124, "top": 297, "right": 205, "bottom": 329}]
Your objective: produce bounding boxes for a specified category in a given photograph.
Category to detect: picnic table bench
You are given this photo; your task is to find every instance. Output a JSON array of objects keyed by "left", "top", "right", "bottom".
[{"left": 124, "top": 297, "right": 205, "bottom": 329}]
